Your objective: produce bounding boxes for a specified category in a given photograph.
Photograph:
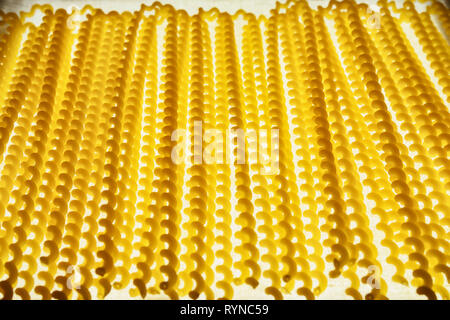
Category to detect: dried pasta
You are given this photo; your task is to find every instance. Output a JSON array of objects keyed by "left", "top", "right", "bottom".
[{"left": 0, "top": 0, "right": 448, "bottom": 300}]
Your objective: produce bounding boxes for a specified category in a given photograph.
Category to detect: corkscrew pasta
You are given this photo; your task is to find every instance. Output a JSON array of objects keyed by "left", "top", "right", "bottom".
[{"left": 0, "top": 0, "right": 448, "bottom": 300}]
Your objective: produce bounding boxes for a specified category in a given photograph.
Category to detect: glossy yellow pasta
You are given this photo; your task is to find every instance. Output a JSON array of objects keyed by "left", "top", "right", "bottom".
[{"left": 0, "top": 0, "right": 448, "bottom": 300}]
